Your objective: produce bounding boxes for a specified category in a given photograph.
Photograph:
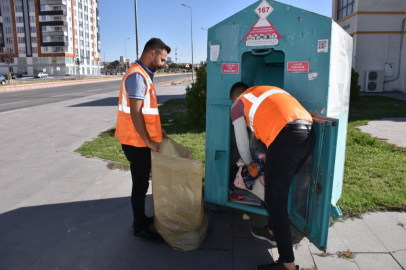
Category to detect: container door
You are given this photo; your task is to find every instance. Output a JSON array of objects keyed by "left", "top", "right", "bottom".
[
  {"left": 204, "top": 101, "right": 232, "bottom": 206},
  {"left": 288, "top": 116, "right": 339, "bottom": 252}
]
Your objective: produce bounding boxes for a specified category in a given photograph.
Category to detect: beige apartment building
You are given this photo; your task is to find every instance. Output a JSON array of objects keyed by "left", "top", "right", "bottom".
[
  {"left": 332, "top": 0, "right": 406, "bottom": 93},
  {"left": 0, "top": 0, "right": 101, "bottom": 76}
]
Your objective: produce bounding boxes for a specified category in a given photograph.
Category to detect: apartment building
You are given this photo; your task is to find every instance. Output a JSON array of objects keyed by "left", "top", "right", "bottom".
[
  {"left": 332, "top": 0, "right": 406, "bottom": 93},
  {"left": 0, "top": 0, "right": 101, "bottom": 76}
]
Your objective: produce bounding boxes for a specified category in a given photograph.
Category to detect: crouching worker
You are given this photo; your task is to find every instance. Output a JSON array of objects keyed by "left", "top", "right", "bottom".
[
  {"left": 229, "top": 83, "right": 316, "bottom": 270},
  {"left": 115, "top": 38, "right": 170, "bottom": 244}
]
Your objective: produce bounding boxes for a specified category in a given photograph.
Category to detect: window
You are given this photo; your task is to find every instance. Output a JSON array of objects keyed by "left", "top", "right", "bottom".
[
  {"left": 43, "top": 36, "right": 48, "bottom": 42},
  {"left": 19, "top": 47, "right": 26, "bottom": 54},
  {"left": 16, "top": 16, "right": 24, "bottom": 23},
  {"left": 6, "top": 37, "right": 13, "bottom": 43},
  {"left": 17, "top": 26, "right": 24, "bottom": 33},
  {"left": 17, "top": 37, "right": 25, "bottom": 43},
  {"left": 2, "top": 6, "right": 10, "bottom": 13},
  {"left": 85, "top": 41, "right": 89, "bottom": 47},
  {"left": 79, "top": 12, "right": 82, "bottom": 17},
  {"left": 54, "top": 17, "right": 62, "bottom": 21},
  {"left": 31, "top": 37, "right": 37, "bottom": 43},
  {"left": 1, "top": 0, "right": 9, "bottom": 2},
  {"left": 29, "top": 16, "right": 35, "bottom": 23},
  {"left": 80, "top": 40, "right": 84, "bottom": 46},
  {"left": 86, "top": 50, "right": 89, "bottom": 57},
  {"left": 53, "top": 6, "right": 61, "bottom": 10},
  {"left": 4, "top": 17, "right": 11, "bottom": 23},
  {"left": 32, "top": 47, "right": 38, "bottom": 53},
  {"left": 5, "top": 27, "right": 12, "bottom": 34},
  {"left": 75, "top": 29, "right": 78, "bottom": 36},
  {"left": 337, "top": 0, "right": 355, "bottom": 20},
  {"left": 55, "top": 27, "right": 62, "bottom": 31},
  {"left": 75, "top": 19, "right": 77, "bottom": 26},
  {"left": 42, "top": 26, "right": 47, "bottom": 31},
  {"left": 42, "top": 47, "right": 48, "bottom": 52},
  {"left": 15, "top": 5, "right": 23, "bottom": 13},
  {"left": 79, "top": 30, "right": 83, "bottom": 36},
  {"left": 40, "top": 5, "right": 45, "bottom": 11},
  {"left": 85, "top": 33, "right": 89, "bottom": 39},
  {"left": 80, "top": 49, "right": 84, "bottom": 55},
  {"left": 30, "top": 26, "right": 36, "bottom": 33},
  {"left": 29, "top": 5, "right": 35, "bottom": 12},
  {"left": 78, "top": 3, "right": 82, "bottom": 9},
  {"left": 84, "top": 15, "right": 88, "bottom": 20}
]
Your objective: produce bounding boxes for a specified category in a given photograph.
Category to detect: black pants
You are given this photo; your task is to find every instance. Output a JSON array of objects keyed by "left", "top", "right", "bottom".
[
  {"left": 264, "top": 126, "right": 316, "bottom": 263},
  {"left": 121, "top": 144, "right": 151, "bottom": 230}
]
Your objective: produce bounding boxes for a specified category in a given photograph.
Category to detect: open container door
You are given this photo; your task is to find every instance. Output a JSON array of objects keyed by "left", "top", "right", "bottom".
[{"left": 288, "top": 115, "right": 339, "bottom": 252}]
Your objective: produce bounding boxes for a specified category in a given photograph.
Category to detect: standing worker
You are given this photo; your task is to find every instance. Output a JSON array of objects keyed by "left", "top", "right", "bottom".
[
  {"left": 115, "top": 38, "right": 171, "bottom": 244},
  {"left": 229, "top": 82, "right": 316, "bottom": 270}
]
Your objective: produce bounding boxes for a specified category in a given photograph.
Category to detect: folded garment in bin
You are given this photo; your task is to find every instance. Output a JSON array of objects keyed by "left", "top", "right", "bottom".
[
  {"left": 240, "top": 148, "right": 266, "bottom": 190},
  {"left": 234, "top": 166, "right": 265, "bottom": 201}
]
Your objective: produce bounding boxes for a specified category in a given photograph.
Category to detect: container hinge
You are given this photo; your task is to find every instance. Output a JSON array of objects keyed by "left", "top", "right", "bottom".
[{"left": 330, "top": 205, "right": 342, "bottom": 221}]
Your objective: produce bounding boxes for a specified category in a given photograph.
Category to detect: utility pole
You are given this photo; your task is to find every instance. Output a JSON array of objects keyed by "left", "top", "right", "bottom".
[
  {"left": 182, "top": 4, "right": 194, "bottom": 80},
  {"left": 134, "top": 0, "right": 139, "bottom": 60}
]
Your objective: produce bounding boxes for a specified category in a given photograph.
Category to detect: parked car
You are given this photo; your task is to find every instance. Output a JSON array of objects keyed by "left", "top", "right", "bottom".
[
  {"left": 35, "top": 72, "right": 48, "bottom": 78},
  {"left": 0, "top": 74, "right": 6, "bottom": 84},
  {"left": 1, "top": 73, "right": 16, "bottom": 79},
  {"left": 12, "top": 73, "right": 23, "bottom": 78}
]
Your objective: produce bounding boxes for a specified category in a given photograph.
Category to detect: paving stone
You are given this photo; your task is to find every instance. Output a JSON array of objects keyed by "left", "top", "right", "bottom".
[
  {"left": 69, "top": 257, "right": 113, "bottom": 270},
  {"left": 354, "top": 253, "right": 403, "bottom": 270},
  {"left": 27, "top": 236, "right": 94, "bottom": 270},
  {"left": 308, "top": 225, "right": 349, "bottom": 254},
  {"left": 232, "top": 208, "right": 269, "bottom": 238},
  {"left": 312, "top": 254, "right": 360, "bottom": 270},
  {"left": 191, "top": 248, "right": 232, "bottom": 270},
  {"left": 149, "top": 243, "right": 195, "bottom": 270},
  {"left": 334, "top": 217, "right": 388, "bottom": 252},
  {"left": 233, "top": 237, "right": 273, "bottom": 270},
  {"left": 292, "top": 238, "right": 318, "bottom": 269},
  {"left": 362, "top": 212, "right": 406, "bottom": 252},
  {"left": 392, "top": 250, "right": 406, "bottom": 269},
  {"left": 199, "top": 207, "right": 234, "bottom": 250}
]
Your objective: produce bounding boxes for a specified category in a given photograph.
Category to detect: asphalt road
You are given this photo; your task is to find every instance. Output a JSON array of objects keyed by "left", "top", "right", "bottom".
[{"left": 0, "top": 74, "right": 190, "bottom": 113}]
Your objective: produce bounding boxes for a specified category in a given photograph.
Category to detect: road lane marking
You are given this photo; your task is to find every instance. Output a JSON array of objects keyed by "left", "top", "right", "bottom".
[
  {"left": 0, "top": 100, "right": 28, "bottom": 106},
  {"left": 0, "top": 108, "right": 29, "bottom": 114},
  {"left": 51, "top": 93, "right": 72, "bottom": 97}
]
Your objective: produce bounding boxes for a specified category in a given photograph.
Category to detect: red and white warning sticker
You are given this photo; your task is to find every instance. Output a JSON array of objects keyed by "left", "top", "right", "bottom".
[
  {"left": 243, "top": 0, "right": 282, "bottom": 47},
  {"left": 287, "top": 62, "right": 309, "bottom": 73}
]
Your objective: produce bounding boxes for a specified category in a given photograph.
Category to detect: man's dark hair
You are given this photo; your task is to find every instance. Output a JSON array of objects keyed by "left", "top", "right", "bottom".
[
  {"left": 143, "top": 38, "right": 171, "bottom": 55},
  {"left": 230, "top": 82, "right": 249, "bottom": 99}
]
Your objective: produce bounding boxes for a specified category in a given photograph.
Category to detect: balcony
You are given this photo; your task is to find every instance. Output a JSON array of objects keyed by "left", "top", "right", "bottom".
[
  {"left": 42, "top": 41, "right": 69, "bottom": 47},
  {"left": 40, "top": 21, "right": 68, "bottom": 27},
  {"left": 42, "top": 30, "right": 68, "bottom": 36},
  {"left": 40, "top": 0, "right": 67, "bottom": 5},
  {"left": 39, "top": 10, "right": 67, "bottom": 16}
]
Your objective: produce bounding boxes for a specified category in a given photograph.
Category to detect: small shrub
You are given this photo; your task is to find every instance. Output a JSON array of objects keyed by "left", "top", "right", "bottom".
[
  {"left": 350, "top": 68, "right": 361, "bottom": 102},
  {"left": 185, "top": 62, "right": 207, "bottom": 129}
]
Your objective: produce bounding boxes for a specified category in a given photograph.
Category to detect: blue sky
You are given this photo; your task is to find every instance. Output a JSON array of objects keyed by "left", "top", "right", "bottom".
[{"left": 99, "top": 0, "right": 332, "bottom": 63}]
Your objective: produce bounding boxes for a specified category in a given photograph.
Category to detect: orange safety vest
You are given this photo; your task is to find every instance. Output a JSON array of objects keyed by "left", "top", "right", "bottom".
[
  {"left": 115, "top": 63, "right": 162, "bottom": 147},
  {"left": 236, "top": 86, "right": 313, "bottom": 147}
]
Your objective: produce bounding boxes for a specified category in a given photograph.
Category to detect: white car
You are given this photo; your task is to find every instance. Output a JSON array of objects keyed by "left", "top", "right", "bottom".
[{"left": 35, "top": 72, "right": 48, "bottom": 78}]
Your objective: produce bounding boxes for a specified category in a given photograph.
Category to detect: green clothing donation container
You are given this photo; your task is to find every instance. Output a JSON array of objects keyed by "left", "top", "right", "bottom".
[{"left": 204, "top": 0, "right": 353, "bottom": 252}]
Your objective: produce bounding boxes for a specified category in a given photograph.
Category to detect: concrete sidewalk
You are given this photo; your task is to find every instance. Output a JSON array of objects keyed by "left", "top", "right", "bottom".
[{"left": 0, "top": 82, "right": 405, "bottom": 270}]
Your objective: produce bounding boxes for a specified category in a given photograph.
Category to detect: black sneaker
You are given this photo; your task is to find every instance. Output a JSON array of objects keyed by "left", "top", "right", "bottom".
[
  {"left": 132, "top": 216, "right": 154, "bottom": 229},
  {"left": 251, "top": 225, "right": 277, "bottom": 246},
  {"left": 256, "top": 260, "right": 299, "bottom": 270},
  {"left": 133, "top": 226, "right": 163, "bottom": 244}
]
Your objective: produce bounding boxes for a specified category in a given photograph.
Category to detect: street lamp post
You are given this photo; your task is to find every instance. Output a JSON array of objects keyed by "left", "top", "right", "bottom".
[
  {"left": 125, "top": 37, "right": 130, "bottom": 71},
  {"left": 134, "top": 0, "right": 139, "bottom": 60},
  {"left": 182, "top": 4, "right": 194, "bottom": 80}
]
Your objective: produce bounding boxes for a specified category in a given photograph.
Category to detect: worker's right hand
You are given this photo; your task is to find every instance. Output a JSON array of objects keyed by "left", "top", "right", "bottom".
[
  {"left": 247, "top": 162, "right": 258, "bottom": 177},
  {"left": 147, "top": 140, "right": 159, "bottom": 152}
]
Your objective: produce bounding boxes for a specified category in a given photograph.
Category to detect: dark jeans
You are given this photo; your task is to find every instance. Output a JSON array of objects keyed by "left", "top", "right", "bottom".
[
  {"left": 121, "top": 144, "right": 151, "bottom": 230},
  {"left": 264, "top": 126, "right": 316, "bottom": 263}
]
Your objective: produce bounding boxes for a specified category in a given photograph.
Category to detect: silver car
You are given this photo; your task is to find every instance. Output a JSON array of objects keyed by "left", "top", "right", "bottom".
[
  {"left": 35, "top": 72, "right": 48, "bottom": 78},
  {"left": 0, "top": 74, "right": 6, "bottom": 84}
]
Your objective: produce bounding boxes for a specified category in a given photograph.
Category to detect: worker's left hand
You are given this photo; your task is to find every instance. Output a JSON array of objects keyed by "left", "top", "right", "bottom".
[{"left": 161, "top": 128, "right": 168, "bottom": 139}]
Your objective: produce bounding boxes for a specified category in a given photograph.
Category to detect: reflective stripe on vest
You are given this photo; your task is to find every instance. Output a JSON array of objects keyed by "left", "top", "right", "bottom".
[
  {"left": 118, "top": 69, "right": 157, "bottom": 115},
  {"left": 242, "top": 89, "right": 291, "bottom": 131}
]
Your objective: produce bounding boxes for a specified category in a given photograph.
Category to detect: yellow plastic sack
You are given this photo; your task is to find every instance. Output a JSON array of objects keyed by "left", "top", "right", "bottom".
[{"left": 151, "top": 138, "right": 208, "bottom": 251}]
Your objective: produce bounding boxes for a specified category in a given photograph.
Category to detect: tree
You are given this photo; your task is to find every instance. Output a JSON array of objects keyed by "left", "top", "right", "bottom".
[
  {"left": 350, "top": 68, "right": 361, "bottom": 102},
  {"left": 0, "top": 48, "right": 14, "bottom": 83},
  {"left": 75, "top": 57, "right": 83, "bottom": 78},
  {"left": 170, "top": 63, "right": 179, "bottom": 69},
  {"left": 185, "top": 62, "right": 207, "bottom": 129},
  {"left": 111, "top": 60, "right": 120, "bottom": 74}
]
